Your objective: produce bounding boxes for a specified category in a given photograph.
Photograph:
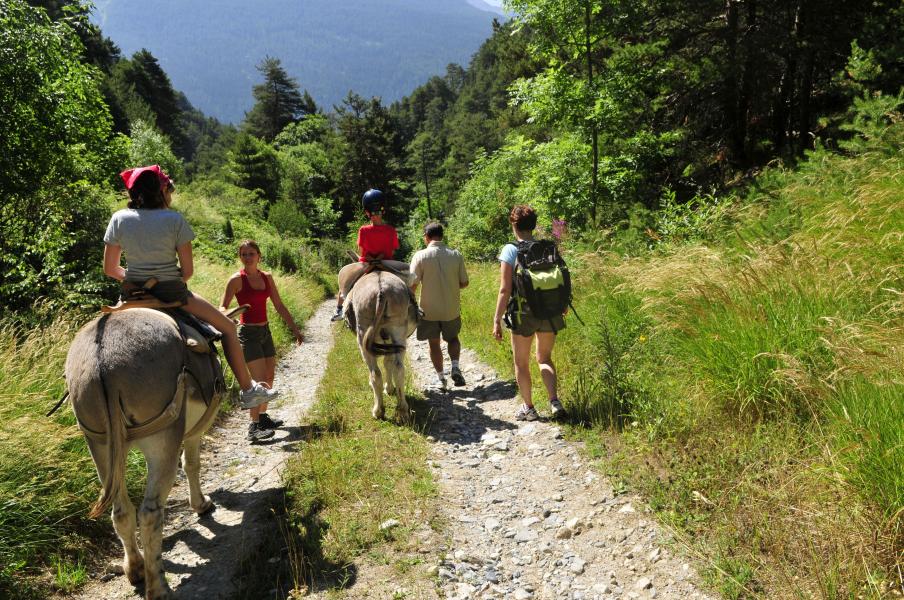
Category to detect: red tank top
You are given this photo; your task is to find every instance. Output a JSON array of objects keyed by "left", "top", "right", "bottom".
[{"left": 235, "top": 269, "right": 271, "bottom": 324}]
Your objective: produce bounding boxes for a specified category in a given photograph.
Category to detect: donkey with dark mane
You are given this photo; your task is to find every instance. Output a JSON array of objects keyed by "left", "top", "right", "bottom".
[
  {"left": 66, "top": 308, "right": 224, "bottom": 600},
  {"left": 347, "top": 270, "right": 419, "bottom": 422}
]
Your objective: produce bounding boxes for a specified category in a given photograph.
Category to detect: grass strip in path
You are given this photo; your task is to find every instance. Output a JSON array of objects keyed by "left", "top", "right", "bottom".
[{"left": 282, "top": 319, "right": 438, "bottom": 594}]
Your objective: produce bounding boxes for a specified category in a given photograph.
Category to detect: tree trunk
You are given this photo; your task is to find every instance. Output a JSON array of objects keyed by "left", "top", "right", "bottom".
[
  {"left": 724, "top": 0, "right": 744, "bottom": 161},
  {"left": 586, "top": 1, "right": 599, "bottom": 225}
]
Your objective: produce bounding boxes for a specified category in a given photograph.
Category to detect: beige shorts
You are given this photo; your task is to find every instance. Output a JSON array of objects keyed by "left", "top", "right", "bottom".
[{"left": 416, "top": 316, "right": 462, "bottom": 341}]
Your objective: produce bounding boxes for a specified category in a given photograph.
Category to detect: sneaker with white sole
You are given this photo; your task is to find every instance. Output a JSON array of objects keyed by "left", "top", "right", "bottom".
[
  {"left": 330, "top": 306, "right": 344, "bottom": 322},
  {"left": 450, "top": 366, "right": 466, "bottom": 386},
  {"left": 549, "top": 398, "right": 567, "bottom": 421},
  {"left": 246, "top": 421, "right": 275, "bottom": 442},
  {"left": 240, "top": 381, "right": 279, "bottom": 409},
  {"left": 515, "top": 404, "right": 539, "bottom": 421}
]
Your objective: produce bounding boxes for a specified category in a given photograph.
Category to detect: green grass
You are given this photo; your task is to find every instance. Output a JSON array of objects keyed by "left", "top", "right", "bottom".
[
  {"left": 282, "top": 323, "right": 436, "bottom": 591},
  {"left": 457, "top": 135, "right": 904, "bottom": 596},
  {"left": 0, "top": 251, "right": 327, "bottom": 598}
]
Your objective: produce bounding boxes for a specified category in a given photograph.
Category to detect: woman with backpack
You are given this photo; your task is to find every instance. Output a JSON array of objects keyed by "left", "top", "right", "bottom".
[{"left": 492, "top": 205, "right": 567, "bottom": 422}]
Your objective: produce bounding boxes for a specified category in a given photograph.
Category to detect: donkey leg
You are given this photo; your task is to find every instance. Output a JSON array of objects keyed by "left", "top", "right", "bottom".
[
  {"left": 136, "top": 433, "right": 181, "bottom": 600},
  {"left": 86, "top": 438, "right": 144, "bottom": 584},
  {"left": 389, "top": 351, "right": 411, "bottom": 422},
  {"left": 359, "top": 331, "right": 385, "bottom": 419},
  {"left": 182, "top": 437, "right": 213, "bottom": 515}
]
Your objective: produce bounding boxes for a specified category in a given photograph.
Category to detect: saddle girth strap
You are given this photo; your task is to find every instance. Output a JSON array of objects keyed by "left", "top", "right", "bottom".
[{"left": 76, "top": 371, "right": 188, "bottom": 442}]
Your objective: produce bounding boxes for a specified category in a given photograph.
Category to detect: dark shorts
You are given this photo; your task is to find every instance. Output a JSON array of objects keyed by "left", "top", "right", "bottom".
[
  {"left": 122, "top": 279, "right": 191, "bottom": 304},
  {"left": 416, "top": 317, "right": 462, "bottom": 341},
  {"left": 510, "top": 310, "right": 565, "bottom": 338},
  {"left": 238, "top": 323, "right": 275, "bottom": 362}
]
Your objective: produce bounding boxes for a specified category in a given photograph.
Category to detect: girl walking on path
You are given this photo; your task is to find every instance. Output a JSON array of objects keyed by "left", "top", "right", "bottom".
[
  {"left": 221, "top": 240, "right": 304, "bottom": 442},
  {"left": 492, "top": 205, "right": 567, "bottom": 422},
  {"left": 103, "top": 165, "right": 278, "bottom": 409}
]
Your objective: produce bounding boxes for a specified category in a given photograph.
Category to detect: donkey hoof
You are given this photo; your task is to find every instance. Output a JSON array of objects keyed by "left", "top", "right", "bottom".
[
  {"left": 125, "top": 559, "right": 144, "bottom": 585},
  {"left": 193, "top": 498, "right": 214, "bottom": 515},
  {"left": 372, "top": 408, "right": 385, "bottom": 420}
]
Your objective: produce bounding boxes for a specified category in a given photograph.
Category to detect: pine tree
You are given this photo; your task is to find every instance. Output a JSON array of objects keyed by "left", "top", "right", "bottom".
[{"left": 244, "top": 56, "right": 309, "bottom": 142}]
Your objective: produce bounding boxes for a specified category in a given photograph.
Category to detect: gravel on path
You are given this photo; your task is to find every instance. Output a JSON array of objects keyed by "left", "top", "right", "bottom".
[{"left": 354, "top": 339, "right": 717, "bottom": 600}]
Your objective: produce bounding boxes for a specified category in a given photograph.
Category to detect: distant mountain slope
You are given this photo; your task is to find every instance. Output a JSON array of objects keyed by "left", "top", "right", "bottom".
[{"left": 92, "top": 0, "right": 498, "bottom": 123}]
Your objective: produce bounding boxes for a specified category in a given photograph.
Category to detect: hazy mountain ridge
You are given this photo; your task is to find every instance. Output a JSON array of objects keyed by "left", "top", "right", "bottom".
[{"left": 92, "top": 0, "right": 499, "bottom": 123}]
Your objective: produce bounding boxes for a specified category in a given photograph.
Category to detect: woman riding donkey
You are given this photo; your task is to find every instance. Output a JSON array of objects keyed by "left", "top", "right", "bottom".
[
  {"left": 103, "top": 165, "right": 279, "bottom": 409},
  {"left": 331, "top": 188, "right": 412, "bottom": 322}
]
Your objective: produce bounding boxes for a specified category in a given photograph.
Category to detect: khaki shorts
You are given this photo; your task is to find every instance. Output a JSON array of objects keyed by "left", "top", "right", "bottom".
[
  {"left": 510, "top": 310, "right": 565, "bottom": 337},
  {"left": 416, "top": 316, "right": 462, "bottom": 341},
  {"left": 238, "top": 323, "right": 275, "bottom": 362}
]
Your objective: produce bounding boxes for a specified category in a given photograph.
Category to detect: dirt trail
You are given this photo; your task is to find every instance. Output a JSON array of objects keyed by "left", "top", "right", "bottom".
[
  {"left": 71, "top": 300, "right": 336, "bottom": 600},
  {"left": 306, "top": 330, "right": 717, "bottom": 600},
  {"left": 71, "top": 301, "right": 715, "bottom": 600}
]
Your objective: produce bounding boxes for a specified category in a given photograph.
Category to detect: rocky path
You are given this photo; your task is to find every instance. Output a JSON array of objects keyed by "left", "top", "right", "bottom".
[
  {"left": 395, "top": 340, "right": 716, "bottom": 600},
  {"left": 71, "top": 300, "right": 336, "bottom": 600},
  {"left": 71, "top": 301, "right": 716, "bottom": 600}
]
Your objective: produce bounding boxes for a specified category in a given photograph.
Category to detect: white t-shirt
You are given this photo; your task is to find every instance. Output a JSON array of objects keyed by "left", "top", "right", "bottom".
[{"left": 104, "top": 208, "right": 195, "bottom": 282}]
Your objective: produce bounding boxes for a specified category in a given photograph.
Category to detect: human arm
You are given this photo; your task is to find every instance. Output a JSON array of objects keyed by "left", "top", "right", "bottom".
[
  {"left": 493, "top": 261, "right": 513, "bottom": 340},
  {"left": 267, "top": 273, "right": 304, "bottom": 344},
  {"left": 103, "top": 244, "right": 126, "bottom": 282},
  {"left": 220, "top": 275, "right": 240, "bottom": 313},
  {"left": 459, "top": 257, "right": 469, "bottom": 289},
  {"left": 177, "top": 242, "right": 194, "bottom": 282}
]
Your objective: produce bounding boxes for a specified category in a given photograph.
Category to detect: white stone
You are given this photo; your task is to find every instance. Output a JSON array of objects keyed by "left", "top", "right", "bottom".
[
  {"left": 513, "top": 589, "right": 533, "bottom": 600},
  {"left": 618, "top": 503, "right": 636, "bottom": 514},
  {"left": 379, "top": 519, "right": 401, "bottom": 530},
  {"left": 636, "top": 577, "right": 653, "bottom": 590},
  {"left": 569, "top": 558, "right": 586, "bottom": 574},
  {"left": 484, "top": 518, "right": 501, "bottom": 532}
]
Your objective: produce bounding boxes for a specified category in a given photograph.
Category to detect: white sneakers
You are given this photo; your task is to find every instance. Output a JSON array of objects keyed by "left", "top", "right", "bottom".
[
  {"left": 240, "top": 381, "right": 279, "bottom": 409},
  {"left": 432, "top": 372, "right": 447, "bottom": 390}
]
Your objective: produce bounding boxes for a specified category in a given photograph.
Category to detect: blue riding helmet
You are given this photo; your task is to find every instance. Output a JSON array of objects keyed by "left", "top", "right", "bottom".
[{"left": 361, "top": 188, "right": 385, "bottom": 213}]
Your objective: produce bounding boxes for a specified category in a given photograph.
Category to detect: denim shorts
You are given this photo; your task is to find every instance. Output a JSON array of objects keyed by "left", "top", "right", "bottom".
[{"left": 238, "top": 323, "right": 275, "bottom": 362}]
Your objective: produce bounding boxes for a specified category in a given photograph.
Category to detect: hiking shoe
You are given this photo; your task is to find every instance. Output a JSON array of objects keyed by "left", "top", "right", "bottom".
[
  {"left": 259, "top": 412, "right": 284, "bottom": 429},
  {"left": 515, "top": 405, "right": 539, "bottom": 422},
  {"left": 549, "top": 399, "right": 568, "bottom": 421},
  {"left": 330, "top": 306, "right": 344, "bottom": 322},
  {"left": 246, "top": 421, "right": 275, "bottom": 442},
  {"left": 239, "top": 381, "right": 279, "bottom": 409},
  {"left": 450, "top": 366, "right": 466, "bottom": 386}
]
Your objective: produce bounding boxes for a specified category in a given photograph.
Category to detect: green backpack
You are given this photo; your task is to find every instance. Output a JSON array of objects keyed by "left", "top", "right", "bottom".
[{"left": 504, "top": 239, "right": 580, "bottom": 332}]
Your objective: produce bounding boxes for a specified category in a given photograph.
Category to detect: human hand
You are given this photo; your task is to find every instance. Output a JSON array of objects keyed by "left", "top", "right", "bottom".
[{"left": 492, "top": 319, "right": 503, "bottom": 341}]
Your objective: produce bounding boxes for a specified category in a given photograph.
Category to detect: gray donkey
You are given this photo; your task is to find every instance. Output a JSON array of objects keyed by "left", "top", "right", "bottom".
[
  {"left": 66, "top": 308, "right": 223, "bottom": 600},
  {"left": 348, "top": 270, "right": 419, "bottom": 423}
]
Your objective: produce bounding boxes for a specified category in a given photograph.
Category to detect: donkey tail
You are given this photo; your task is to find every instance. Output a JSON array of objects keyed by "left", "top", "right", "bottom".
[
  {"left": 362, "top": 273, "right": 387, "bottom": 354},
  {"left": 88, "top": 371, "right": 127, "bottom": 519}
]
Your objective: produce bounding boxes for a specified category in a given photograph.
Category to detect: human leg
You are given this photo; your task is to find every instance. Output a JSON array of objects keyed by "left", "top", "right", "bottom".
[
  {"left": 534, "top": 331, "right": 558, "bottom": 400},
  {"left": 535, "top": 331, "right": 566, "bottom": 419},
  {"left": 427, "top": 337, "right": 444, "bottom": 373},
  {"left": 447, "top": 336, "right": 465, "bottom": 385},
  {"left": 183, "top": 294, "right": 276, "bottom": 406},
  {"left": 510, "top": 332, "right": 534, "bottom": 408}
]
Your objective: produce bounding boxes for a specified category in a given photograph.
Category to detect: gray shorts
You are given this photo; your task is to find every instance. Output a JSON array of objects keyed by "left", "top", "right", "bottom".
[
  {"left": 238, "top": 324, "right": 275, "bottom": 362},
  {"left": 416, "top": 316, "right": 462, "bottom": 341},
  {"left": 510, "top": 310, "right": 565, "bottom": 337}
]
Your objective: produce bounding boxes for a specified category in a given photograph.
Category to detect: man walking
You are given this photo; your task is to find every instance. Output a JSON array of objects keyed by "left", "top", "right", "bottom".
[{"left": 410, "top": 221, "right": 469, "bottom": 389}]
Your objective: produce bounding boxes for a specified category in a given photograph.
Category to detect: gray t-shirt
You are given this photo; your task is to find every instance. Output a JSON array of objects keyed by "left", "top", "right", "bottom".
[{"left": 104, "top": 208, "right": 195, "bottom": 282}]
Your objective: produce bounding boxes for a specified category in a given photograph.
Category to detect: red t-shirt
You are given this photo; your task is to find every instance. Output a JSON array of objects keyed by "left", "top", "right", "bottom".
[{"left": 357, "top": 223, "right": 399, "bottom": 261}]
